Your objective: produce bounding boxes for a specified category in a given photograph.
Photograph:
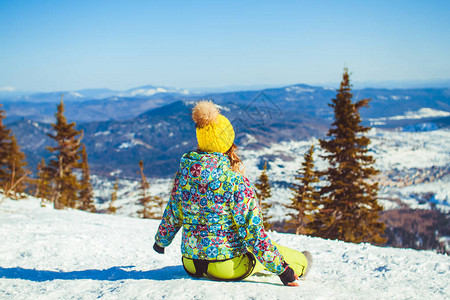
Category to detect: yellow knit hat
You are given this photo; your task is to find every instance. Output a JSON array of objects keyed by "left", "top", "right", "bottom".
[{"left": 192, "top": 101, "right": 235, "bottom": 153}]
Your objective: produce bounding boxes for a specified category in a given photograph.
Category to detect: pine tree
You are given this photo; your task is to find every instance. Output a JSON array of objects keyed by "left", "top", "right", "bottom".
[
  {"left": 314, "top": 69, "right": 385, "bottom": 244},
  {"left": 254, "top": 161, "right": 273, "bottom": 229},
  {"left": 137, "top": 160, "right": 151, "bottom": 218},
  {"left": 108, "top": 178, "right": 118, "bottom": 214},
  {"left": 0, "top": 105, "right": 29, "bottom": 199},
  {"left": 0, "top": 105, "right": 11, "bottom": 183},
  {"left": 137, "top": 160, "right": 163, "bottom": 219},
  {"left": 286, "top": 145, "right": 320, "bottom": 235},
  {"left": 36, "top": 158, "right": 52, "bottom": 205},
  {"left": 46, "top": 96, "right": 83, "bottom": 209},
  {"left": 78, "top": 144, "right": 95, "bottom": 212},
  {"left": 4, "top": 136, "right": 29, "bottom": 198}
]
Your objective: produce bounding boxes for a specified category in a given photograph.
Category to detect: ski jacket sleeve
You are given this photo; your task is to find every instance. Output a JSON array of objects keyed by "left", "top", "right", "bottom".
[
  {"left": 230, "top": 175, "right": 288, "bottom": 275},
  {"left": 154, "top": 173, "right": 183, "bottom": 248}
]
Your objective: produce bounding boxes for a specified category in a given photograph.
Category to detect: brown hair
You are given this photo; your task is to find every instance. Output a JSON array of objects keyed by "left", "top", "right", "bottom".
[{"left": 225, "top": 143, "right": 245, "bottom": 175}]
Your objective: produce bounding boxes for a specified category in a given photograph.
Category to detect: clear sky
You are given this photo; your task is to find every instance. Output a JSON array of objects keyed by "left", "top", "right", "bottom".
[{"left": 1, "top": 0, "right": 449, "bottom": 92}]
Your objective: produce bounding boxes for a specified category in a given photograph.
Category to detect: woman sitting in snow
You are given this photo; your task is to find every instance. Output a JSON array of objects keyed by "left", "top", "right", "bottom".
[{"left": 153, "top": 101, "right": 311, "bottom": 286}]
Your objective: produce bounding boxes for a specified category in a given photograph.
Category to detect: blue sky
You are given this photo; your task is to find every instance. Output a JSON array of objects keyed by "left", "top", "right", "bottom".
[{"left": 1, "top": 0, "right": 449, "bottom": 92}]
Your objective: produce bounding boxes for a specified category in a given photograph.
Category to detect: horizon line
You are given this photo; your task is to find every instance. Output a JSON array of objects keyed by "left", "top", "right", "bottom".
[{"left": 1, "top": 78, "right": 450, "bottom": 95}]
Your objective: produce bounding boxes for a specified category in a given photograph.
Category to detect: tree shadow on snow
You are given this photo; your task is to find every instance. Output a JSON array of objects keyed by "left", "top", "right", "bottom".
[{"left": 0, "top": 265, "right": 187, "bottom": 282}]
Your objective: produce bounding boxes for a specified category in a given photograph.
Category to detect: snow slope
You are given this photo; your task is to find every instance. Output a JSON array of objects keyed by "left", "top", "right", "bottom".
[{"left": 1, "top": 197, "right": 449, "bottom": 299}]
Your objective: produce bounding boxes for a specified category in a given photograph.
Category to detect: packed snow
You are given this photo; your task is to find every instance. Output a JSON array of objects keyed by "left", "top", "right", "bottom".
[{"left": 0, "top": 196, "right": 449, "bottom": 299}]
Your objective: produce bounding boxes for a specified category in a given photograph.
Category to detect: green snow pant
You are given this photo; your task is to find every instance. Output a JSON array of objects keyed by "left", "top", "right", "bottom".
[{"left": 182, "top": 242, "right": 308, "bottom": 281}]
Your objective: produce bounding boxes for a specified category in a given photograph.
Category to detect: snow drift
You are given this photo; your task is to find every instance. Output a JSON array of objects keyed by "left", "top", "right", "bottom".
[{"left": 0, "top": 196, "right": 449, "bottom": 299}]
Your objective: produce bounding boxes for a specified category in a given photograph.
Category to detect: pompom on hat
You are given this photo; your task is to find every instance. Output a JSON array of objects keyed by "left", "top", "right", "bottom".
[{"left": 192, "top": 101, "right": 235, "bottom": 153}]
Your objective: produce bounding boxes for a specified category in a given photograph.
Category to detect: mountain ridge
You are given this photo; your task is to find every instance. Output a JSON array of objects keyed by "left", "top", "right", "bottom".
[{"left": 3, "top": 83, "right": 450, "bottom": 177}]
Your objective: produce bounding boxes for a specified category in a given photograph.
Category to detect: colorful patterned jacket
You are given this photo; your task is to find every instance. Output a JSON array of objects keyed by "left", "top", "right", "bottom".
[{"left": 154, "top": 151, "right": 288, "bottom": 275}]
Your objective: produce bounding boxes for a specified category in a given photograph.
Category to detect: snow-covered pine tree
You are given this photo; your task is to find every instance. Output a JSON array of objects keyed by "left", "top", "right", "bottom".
[
  {"left": 313, "top": 69, "right": 385, "bottom": 244},
  {"left": 108, "top": 178, "right": 118, "bottom": 214},
  {"left": 0, "top": 105, "right": 29, "bottom": 199},
  {"left": 286, "top": 145, "right": 320, "bottom": 235},
  {"left": 78, "top": 144, "right": 95, "bottom": 212},
  {"left": 254, "top": 161, "right": 273, "bottom": 229},
  {"left": 46, "top": 96, "right": 83, "bottom": 209},
  {"left": 137, "top": 160, "right": 162, "bottom": 219}
]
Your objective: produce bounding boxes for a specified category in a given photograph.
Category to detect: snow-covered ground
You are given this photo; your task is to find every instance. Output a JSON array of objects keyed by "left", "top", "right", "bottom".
[{"left": 1, "top": 196, "right": 449, "bottom": 299}]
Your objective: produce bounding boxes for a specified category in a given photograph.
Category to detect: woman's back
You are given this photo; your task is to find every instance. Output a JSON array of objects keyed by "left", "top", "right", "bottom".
[
  {"left": 153, "top": 101, "right": 308, "bottom": 285},
  {"left": 177, "top": 151, "right": 245, "bottom": 260}
]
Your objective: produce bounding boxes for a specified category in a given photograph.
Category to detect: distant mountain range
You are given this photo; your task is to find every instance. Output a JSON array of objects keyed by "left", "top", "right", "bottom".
[
  {"left": 3, "top": 83, "right": 450, "bottom": 178},
  {"left": 0, "top": 85, "right": 191, "bottom": 102},
  {"left": 1, "top": 85, "right": 194, "bottom": 123}
]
